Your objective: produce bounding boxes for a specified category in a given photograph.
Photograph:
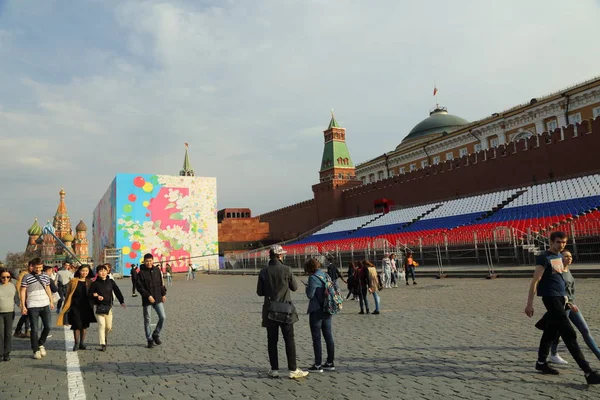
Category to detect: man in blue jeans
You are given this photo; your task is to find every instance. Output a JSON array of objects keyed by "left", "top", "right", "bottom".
[
  {"left": 19, "top": 258, "right": 54, "bottom": 360},
  {"left": 136, "top": 254, "right": 167, "bottom": 348}
]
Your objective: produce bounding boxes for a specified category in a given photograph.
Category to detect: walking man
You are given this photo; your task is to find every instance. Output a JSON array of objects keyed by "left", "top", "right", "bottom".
[
  {"left": 130, "top": 264, "right": 138, "bottom": 297},
  {"left": 56, "top": 261, "right": 73, "bottom": 313},
  {"left": 257, "top": 245, "right": 308, "bottom": 379},
  {"left": 136, "top": 254, "right": 167, "bottom": 348},
  {"left": 524, "top": 231, "right": 600, "bottom": 384},
  {"left": 19, "top": 258, "right": 54, "bottom": 359},
  {"left": 14, "top": 261, "right": 34, "bottom": 338},
  {"left": 325, "top": 254, "right": 345, "bottom": 289}
]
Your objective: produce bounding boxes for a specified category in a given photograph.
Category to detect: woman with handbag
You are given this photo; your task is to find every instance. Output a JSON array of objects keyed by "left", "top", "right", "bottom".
[
  {"left": 57, "top": 265, "right": 97, "bottom": 351},
  {"left": 90, "top": 265, "right": 125, "bottom": 351}
]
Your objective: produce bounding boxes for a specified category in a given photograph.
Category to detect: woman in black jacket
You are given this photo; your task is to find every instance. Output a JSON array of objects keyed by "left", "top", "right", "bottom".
[{"left": 89, "top": 265, "right": 125, "bottom": 351}]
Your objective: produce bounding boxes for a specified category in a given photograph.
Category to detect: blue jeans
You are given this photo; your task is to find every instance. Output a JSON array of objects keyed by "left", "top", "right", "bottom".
[
  {"left": 143, "top": 302, "right": 166, "bottom": 341},
  {"left": 552, "top": 309, "right": 600, "bottom": 360},
  {"left": 28, "top": 306, "right": 51, "bottom": 352},
  {"left": 406, "top": 266, "right": 416, "bottom": 282},
  {"left": 372, "top": 292, "right": 381, "bottom": 312},
  {"left": 166, "top": 275, "right": 172, "bottom": 286},
  {"left": 309, "top": 310, "right": 334, "bottom": 366},
  {"left": 359, "top": 286, "right": 369, "bottom": 312}
]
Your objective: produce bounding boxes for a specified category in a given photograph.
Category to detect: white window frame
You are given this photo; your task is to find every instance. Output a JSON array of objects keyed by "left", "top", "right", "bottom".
[
  {"left": 421, "top": 160, "right": 429, "bottom": 168},
  {"left": 360, "top": 176, "right": 366, "bottom": 184},
  {"left": 399, "top": 167, "right": 406, "bottom": 174},
  {"left": 368, "top": 173, "right": 375, "bottom": 183},
  {"left": 593, "top": 106, "right": 600, "bottom": 119},
  {"left": 378, "top": 171, "right": 385, "bottom": 180},
  {"left": 409, "top": 163, "right": 416, "bottom": 171},
  {"left": 474, "top": 143, "right": 482, "bottom": 153},
  {"left": 568, "top": 112, "right": 582, "bottom": 125},
  {"left": 445, "top": 152, "right": 454, "bottom": 161},
  {"left": 389, "top": 170, "right": 395, "bottom": 177},
  {"left": 459, "top": 148, "right": 468, "bottom": 157},
  {"left": 546, "top": 119, "right": 558, "bottom": 132},
  {"left": 433, "top": 156, "right": 440, "bottom": 165},
  {"left": 490, "top": 138, "right": 499, "bottom": 148}
]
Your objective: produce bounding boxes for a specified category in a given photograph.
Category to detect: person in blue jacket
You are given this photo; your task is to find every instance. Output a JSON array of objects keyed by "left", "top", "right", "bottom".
[{"left": 304, "top": 258, "right": 335, "bottom": 373}]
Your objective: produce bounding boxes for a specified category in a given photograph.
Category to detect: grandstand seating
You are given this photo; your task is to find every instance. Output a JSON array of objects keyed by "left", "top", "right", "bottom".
[{"left": 277, "top": 174, "right": 600, "bottom": 255}]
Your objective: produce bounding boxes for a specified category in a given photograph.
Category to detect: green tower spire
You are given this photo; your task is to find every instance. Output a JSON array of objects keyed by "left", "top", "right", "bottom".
[
  {"left": 180, "top": 143, "right": 195, "bottom": 176},
  {"left": 319, "top": 110, "right": 355, "bottom": 175}
]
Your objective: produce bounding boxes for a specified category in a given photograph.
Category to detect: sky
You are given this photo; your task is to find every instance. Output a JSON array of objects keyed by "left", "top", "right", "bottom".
[{"left": 1, "top": 0, "right": 600, "bottom": 260}]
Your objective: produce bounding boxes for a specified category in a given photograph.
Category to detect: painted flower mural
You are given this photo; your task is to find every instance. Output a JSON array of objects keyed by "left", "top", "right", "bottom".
[{"left": 94, "top": 173, "right": 218, "bottom": 276}]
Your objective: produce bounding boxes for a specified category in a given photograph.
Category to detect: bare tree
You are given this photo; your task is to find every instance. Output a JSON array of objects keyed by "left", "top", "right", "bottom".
[{"left": 4, "top": 251, "right": 28, "bottom": 272}]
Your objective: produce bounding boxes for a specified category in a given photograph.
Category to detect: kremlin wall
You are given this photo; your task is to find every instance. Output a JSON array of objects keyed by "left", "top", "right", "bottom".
[{"left": 249, "top": 77, "right": 600, "bottom": 246}]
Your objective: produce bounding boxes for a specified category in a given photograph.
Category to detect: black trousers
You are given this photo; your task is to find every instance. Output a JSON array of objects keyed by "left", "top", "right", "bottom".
[
  {"left": 538, "top": 296, "right": 591, "bottom": 373},
  {"left": 0, "top": 312, "right": 14, "bottom": 356},
  {"left": 15, "top": 314, "right": 29, "bottom": 333},
  {"left": 266, "top": 321, "right": 297, "bottom": 371},
  {"left": 131, "top": 277, "right": 137, "bottom": 295}
]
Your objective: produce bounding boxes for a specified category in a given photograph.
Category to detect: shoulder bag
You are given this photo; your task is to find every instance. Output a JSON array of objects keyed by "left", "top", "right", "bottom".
[{"left": 267, "top": 300, "right": 296, "bottom": 324}]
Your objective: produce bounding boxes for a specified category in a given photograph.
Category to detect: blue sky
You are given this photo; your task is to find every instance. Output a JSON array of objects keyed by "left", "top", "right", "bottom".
[{"left": 1, "top": 0, "right": 600, "bottom": 260}]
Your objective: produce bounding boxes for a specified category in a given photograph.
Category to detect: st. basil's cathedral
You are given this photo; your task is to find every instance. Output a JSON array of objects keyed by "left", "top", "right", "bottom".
[{"left": 25, "top": 188, "right": 91, "bottom": 266}]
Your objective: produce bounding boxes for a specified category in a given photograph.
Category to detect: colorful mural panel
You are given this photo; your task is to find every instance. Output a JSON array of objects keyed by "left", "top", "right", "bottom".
[{"left": 93, "top": 173, "right": 218, "bottom": 276}]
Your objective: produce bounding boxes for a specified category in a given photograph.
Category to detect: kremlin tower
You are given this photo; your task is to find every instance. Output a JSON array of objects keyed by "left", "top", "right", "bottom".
[{"left": 180, "top": 143, "right": 195, "bottom": 176}]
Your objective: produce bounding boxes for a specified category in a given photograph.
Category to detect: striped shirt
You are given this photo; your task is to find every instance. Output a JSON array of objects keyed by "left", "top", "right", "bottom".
[{"left": 21, "top": 273, "right": 51, "bottom": 308}]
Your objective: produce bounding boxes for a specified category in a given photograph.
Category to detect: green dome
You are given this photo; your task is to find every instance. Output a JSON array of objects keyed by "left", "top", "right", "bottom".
[
  {"left": 397, "top": 107, "right": 469, "bottom": 148},
  {"left": 28, "top": 219, "right": 42, "bottom": 236}
]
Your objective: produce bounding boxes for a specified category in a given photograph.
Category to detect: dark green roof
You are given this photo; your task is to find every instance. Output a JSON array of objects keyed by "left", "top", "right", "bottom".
[
  {"left": 328, "top": 114, "right": 339, "bottom": 129},
  {"left": 320, "top": 141, "right": 354, "bottom": 171},
  {"left": 398, "top": 108, "right": 469, "bottom": 148}
]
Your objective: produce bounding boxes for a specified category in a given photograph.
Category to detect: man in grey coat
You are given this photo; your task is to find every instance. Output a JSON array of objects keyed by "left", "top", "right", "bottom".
[{"left": 257, "top": 245, "right": 308, "bottom": 380}]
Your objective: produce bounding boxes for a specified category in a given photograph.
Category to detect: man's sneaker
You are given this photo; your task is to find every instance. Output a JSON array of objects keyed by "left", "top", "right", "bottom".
[
  {"left": 536, "top": 362, "right": 559, "bottom": 375},
  {"left": 267, "top": 369, "right": 279, "bottom": 378},
  {"left": 585, "top": 370, "right": 600, "bottom": 384},
  {"left": 33, "top": 351, "right": 42, "bottom": 360},
  {"left": 549, "top": 354, "right": 568, "bottom": 365},
  {"left": 152, "top": 335, "right": 162, "bottom": 345},
  {"left": 39, "top": 345, "right": 47, "bottom": 357},
  {"left": 372, "top": 310, "right": 380, "bottom": 315},
  {"left": 413, "top": 281, "right": 417, "bottom": 285},
  {"left": 132, "top": 293, "right": 138, "bottom": 297},
  {"left": 308, "top": 364, "right": 323, "bottom": 373},
  {"left": 47, "top": 334, "right": 52, "bottom": 339},
  {"left": 289, "top": 369, "right": 309, "bottom": 379},
  {"left": 406, "top": 282, "right": 410, "bottom": 286},
  {"left": 323, "top": 362, "right": 335, "bottom": 371},
  {"left": 13, "top": 331, "right": 21, "bottom": 338},
  {"left": 358, "top": 311, "right": 364, "bottom": 315},
  {"left": 147, "top": 340, "right": 154, "bottom": 348}
]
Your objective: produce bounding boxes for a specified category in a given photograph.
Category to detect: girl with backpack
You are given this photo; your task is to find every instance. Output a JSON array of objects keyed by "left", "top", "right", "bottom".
[{"left": 304, "top": 258, "right": 335, "bottom": 373}]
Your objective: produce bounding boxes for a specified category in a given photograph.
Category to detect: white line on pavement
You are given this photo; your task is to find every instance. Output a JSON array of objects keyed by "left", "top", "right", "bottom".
[{"left": 64, "top": 326, "right": 87, "bottom": 400}]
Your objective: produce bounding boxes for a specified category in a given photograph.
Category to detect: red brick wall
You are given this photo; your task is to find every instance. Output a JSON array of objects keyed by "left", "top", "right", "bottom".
[
  {"left": 258, "top": 118, "right": 600, "bottom": 241},
  {"left": 218, "top": 217, "right": 270, "bottom": 242}
]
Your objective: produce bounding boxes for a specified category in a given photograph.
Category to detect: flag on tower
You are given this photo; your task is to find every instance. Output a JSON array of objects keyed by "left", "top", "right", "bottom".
[
  {"left": 433, "top": 86, "right": 438, "bottom": 96},
  {"left": 185, "top": 142, "right": 189, "bottom": 148}
]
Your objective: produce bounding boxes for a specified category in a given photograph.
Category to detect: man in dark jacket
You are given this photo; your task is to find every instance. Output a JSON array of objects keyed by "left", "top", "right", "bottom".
[
  {"left": 257, "top": 245, "right": 308, "bottom": 380},
  {"left": 136, "top": 254, "right": 167, "bottom": 348},
  {"left": 130, "top": 264, "right": 138, "bottom": 297}
]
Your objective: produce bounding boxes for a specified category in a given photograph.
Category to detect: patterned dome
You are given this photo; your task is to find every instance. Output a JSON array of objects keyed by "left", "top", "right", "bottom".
[
  {"left": 27, "top": 218, "right": 42, "bottom": 236},
  {"left": 76, "top": 219, "right": 87, "bottom": 232},
  {"left": 63, "top": 232, "right": 75, "bottom": 242},
  {"left": 43, "top": 220, "right": 56, "bottom": 235}
]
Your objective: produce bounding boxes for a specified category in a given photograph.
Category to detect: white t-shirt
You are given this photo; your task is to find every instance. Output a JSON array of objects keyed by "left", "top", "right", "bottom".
[{"left": 21, "top": 273, "right": 51, "bottom": 308}]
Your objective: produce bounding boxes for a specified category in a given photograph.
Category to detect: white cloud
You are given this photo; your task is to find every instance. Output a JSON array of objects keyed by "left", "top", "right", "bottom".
[{"left": 1, "top": 0, "right": 600, "bottom": 258}]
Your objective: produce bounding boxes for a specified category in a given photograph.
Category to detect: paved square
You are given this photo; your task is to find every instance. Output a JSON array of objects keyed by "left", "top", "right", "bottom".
[{"left": 3, "top": 275, "right": 600, "bottom": 399}]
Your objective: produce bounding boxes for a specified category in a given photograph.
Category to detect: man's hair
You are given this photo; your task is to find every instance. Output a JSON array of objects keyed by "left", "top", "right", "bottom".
[
  {"left": 96, "top": 265, "right": 108, "bottom": 272},
  {"left": 143, "top": 253, "right": 153, "bottom": 261},
  {"left": 43, "top": 265, "right": 53, "bottom": 272},
  {"left": 550, "top": 231, "right": 568, "bottom": 242},
  {"left": 30, "top": 257, "right": 42, "bottom": 266},
  {"left": 304, "top": 258, "right": 322, "bottom": 274}
]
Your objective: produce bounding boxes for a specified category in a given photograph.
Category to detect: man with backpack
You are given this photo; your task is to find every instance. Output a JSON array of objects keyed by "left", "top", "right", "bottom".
[
  {"left": 257, "top": 245, "right": 308, "bottom": 380},
  {"left": 304, "top": 257, "right": 341, "bottom": 373}
]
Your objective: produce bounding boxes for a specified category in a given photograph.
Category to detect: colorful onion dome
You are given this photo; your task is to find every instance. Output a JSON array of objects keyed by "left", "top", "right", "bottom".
[
  {"left": 43, "top": 220, "right": 56, "bottom": 235},
  {"left": 27, "top": 218, "right": 42, "bottom": 236},
  {"left": 63, "top": 232, "right": 75, "bottom": 242},
  {"left": 76, "top": 219, "right": 87, "bottom": 232}
]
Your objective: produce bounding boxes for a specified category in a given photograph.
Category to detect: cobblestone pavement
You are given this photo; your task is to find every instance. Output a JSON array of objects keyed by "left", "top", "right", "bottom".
[{"left": 3, "top": 275, "right": 600, "bottom": 399}]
